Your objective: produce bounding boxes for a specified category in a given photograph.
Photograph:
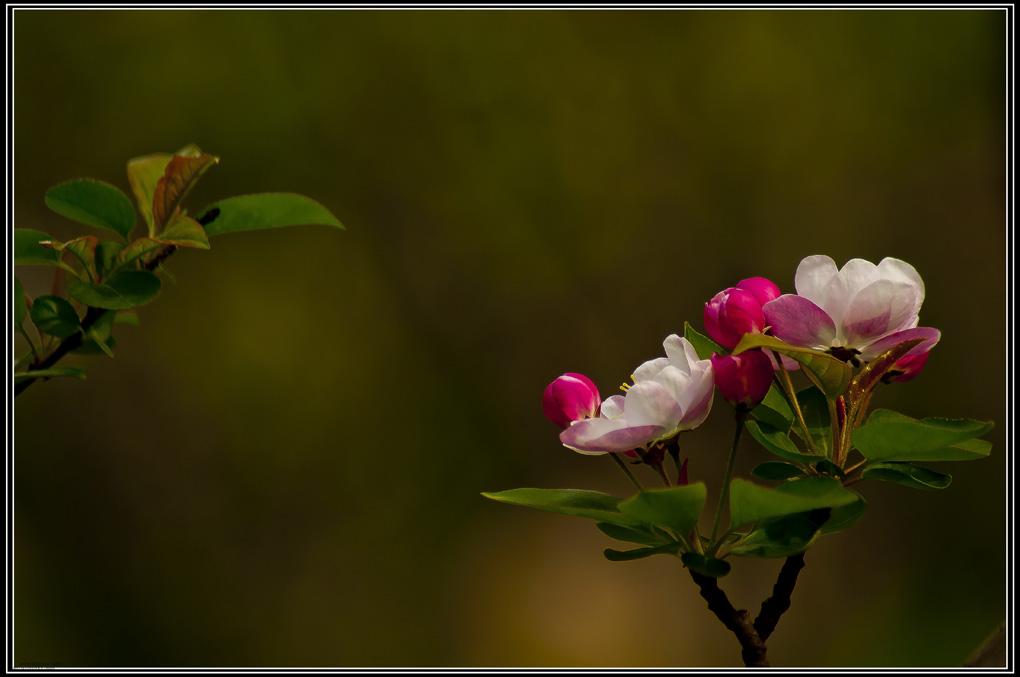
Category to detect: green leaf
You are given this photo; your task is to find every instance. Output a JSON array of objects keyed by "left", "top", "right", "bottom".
[
  {"left": 683, "top": 321, "right": 726, "bottom": 360},
  {"left": 155, "top": 214, "right": 211, "bottom": 249},
  {"left": 732, "top": 333, "right": 852, "bottom": 399},
  {"left": 115, "top": 311, "right": 140, "bottom": 326},
  {"left": 152, "top": 152, "right": 219, "bottom": 230},
  {"left": 13, "top": 366, "right": 86, "bottom": 381},
  {"left": 14, "top": 229, "right": 60, "bottom": 265},
  {"left": 481, "top": 488, "right": 647, "bottom": 528},
  {"left": 680, "top": 552, "right": 732, "bottom": 578},
  {"left": 751, "top": 462, "right": 804, "bottom": 481},
  {"left": 48, "top": 235, "right": 99, "bottom": 278},
  {"left": 596, "top": 522, "right": 668, "bottom": 546},
  {"left": 44, "top": 179, "right": 136, "bottom": 240},
  {"left": 861, "top": 462, "right": 952, "bottom": 490},
  {"left": 127, "top": 153, "right": 171, "bottom": 234},
  {"left": 853, "top": 410, "right": 994, "bottom": 462},
  {"left": 745, "top": 420, "right": 821, "bottom": 463},
  {"left": 730, "top": 516, "right": 820, "bottom": 558},
  {"left": 86, "top": 309, "right": 117, "bottom": 342},
  {"left": 29, "top": 295, "right": 81, "bottom": 338},
  {"left": 115, "top": 237, "right": 165, "bottom": 270},
  {"left": 729, "top": 477, "right": 857, "bottom": 529},
  {"left": 617, "top": 483, "right": 708, "bottom": 534},
  {"left": 818, "top": 492, "right": 866, "bottom": 534},
  {"left": 200, "top": 193, "right": 344, "bottom": 236},
  {"left": 750, "top": 385, "right": 794, "bottom": 433},
  {"left": 604, "top": 542, "right": 684, "bottom": 562},
  {"left": 793, "top": 386, "right": 832, "bottom": 457},
  {"left": 813, "top": 460, "right": 846, "bottom": 479},
  {"left": 14, "top": 277, "right": 27, "bottom": 328},
  {"left": 73, "top": 335, "right": 118, "bottom": 357},
  {"left": 68, "top": 270, "right": 161, "bottom": 310},
  {"left": 95, "top": 241, "right": 126, "bottom": 280}
]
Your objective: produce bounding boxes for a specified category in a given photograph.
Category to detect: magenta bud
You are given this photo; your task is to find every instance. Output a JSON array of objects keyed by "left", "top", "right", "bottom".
[
  {"left": 704, "top": 287, "right": 768, "bottom": 349},
  {"left": 543, "top": 373, "right": 601, "bottom": 429},
  {"left": 736, "top": 277, "right": 781, "bottom": 306},
  {"left": 885, "top": 350, "right": 931, "bottom": 383},
  {"left": 710, "top": 351, "right": 774, "bottom": 410}
]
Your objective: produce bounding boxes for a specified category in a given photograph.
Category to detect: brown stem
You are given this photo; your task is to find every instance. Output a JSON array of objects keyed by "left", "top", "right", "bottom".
[
  {"left": 13, "top": 306, "right": 104, "bottom": 396},
  {"left": 753, "top": 553, "right": 806, "bottom": 641},
  {"left": 689, "top": 570, "right": 769, "bottom": 667}
]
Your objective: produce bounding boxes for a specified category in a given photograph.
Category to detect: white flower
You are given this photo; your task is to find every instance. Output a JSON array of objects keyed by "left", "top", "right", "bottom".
[{"left": 559, "top": 335, "right": 714, "bottom": 454}]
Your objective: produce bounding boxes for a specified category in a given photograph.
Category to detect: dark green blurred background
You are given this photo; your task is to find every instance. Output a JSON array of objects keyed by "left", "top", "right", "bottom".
[{"left": 12, "top": 8, "right": 1007, "bottom": 668}]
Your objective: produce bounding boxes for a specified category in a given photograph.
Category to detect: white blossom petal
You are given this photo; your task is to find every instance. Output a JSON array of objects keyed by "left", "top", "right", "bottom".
[
  {"left": 821, "top": 258, "right": 878, "bottom": 326},
  {"left": 600, "top": 394, "right": 626, "bottom": 419},
  {"left": 632, "top": 357, "right": 670, "bottom": 383},
  {"left": 794, "top": 255, "right": 839, "bottom": 306},
  {"left": 624, "top": 380, "right": 684, "bottom": 429},
  {"left": 842, "top": 279, "right": 918, "bottom": 346}
]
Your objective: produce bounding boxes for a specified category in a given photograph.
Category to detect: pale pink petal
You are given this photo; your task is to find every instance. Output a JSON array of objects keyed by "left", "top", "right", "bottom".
[
  {"left": 677, "top": 364, "right": 715, "bottom": 430},
  {"left": 842, "top": 279, "right": 919, "bottom": 346},
  {"left": 600, "top": 395, "right": 626, "bottom": 419},
  {"left": 821, "top": 258, "right": 878, "bottom": 326},
  {"left": 625, "top": 380, "right": 685, "bottom": 429},
  {"left": 632, "top": 357, "right": 670, "bottom": 383},
  {"left": 560, "top": 418, "right": 663, "bottom": 454},
  {"left": 663, "top": 334, "right": 699, "bottom": 375},
  {"left": 794, "top": 255, "right": 839, "bottom": 306},
  {"left": 762, "top": 295, "right": 838, "bottom": 348},
  {"left": 859, "top": 326, "right": 940, "bottom": 361},
  {"left": 876, "top": 258, "right": 925, "bottom": 302}
]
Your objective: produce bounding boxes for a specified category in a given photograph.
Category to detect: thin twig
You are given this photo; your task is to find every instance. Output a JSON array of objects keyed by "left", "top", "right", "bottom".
[{"left": 753, "top": 553, "right": 806, "bottom": 642}]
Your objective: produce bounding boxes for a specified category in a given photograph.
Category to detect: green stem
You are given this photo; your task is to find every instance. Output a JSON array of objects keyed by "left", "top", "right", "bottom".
[
  {"left": 827, "top": 396, "right": 840, "bottom": 465},
  {"left": 610, "top": 453, "right": 644, "bottom": 492},
  {"left": 16, "top": 326, "right": 39, "bottom": 361},
  {"left": 710, "top": 413, "right": 745, "bottom": 549},
  {"left": 771, "top": 351, "right": 816, "bottom": 455}
]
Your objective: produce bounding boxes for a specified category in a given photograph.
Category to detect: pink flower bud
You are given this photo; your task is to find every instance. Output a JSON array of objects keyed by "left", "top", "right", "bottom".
[
  {"left": 736, "top": 277, "right": 781, "bottom": 306},
  {"left": 710, "top": 351, "right": 774, "bottom": 410},
  {"left": 543, "top": 373, "right": 601, "bottom": 429},
  {"left": 704, "top": 287, "right": 768, "bottom": 349},
  {"left": 884, "top": 350, "right": 931, "bottom": 383}
]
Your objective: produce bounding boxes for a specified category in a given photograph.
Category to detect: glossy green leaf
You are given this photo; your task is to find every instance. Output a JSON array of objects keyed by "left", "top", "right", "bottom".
[
  {"left": 44, "top": 179, "right": 135, "bottom": 240},
  {"left": 29, "top": 295, "right": 81, "bottom": 338},
  {"left": 751, "top": 462, "right": 804, "bottom": 481},
  {"left": 68, "top": 270, "right": 161, "bottom": 310},
  {"left": 732, "top": 333, "right": 852, "bottom": 399},
  {"left": 14, "top": 229, "right": 60, "bottom": 265},
  {"left": 861, "top": 462, "right": 952, "bottom": 490},
  {"left": 793, "top": 386, "right": 832, "bottom": 457},
  {"left": 13, "top": 366, "right": 86, "bottom": 381},
  {"left": 818, "top": 492, "right": 866, "bottom": 534},
  {"left": 127, "top": 153, "right": 171, "bottom": 234},
  {"left": 683, "top": 321, "right": 726, "bottom": 360},
  {"left": 730, "top": 516, "right": 820, "bottom": 558},
  {"left": 152, "top": 152, "right": 219, "bottom": 229},
  {"left": 853, "top": 410, "right": 994, "bottom": 462},
  {"left": 481, "top": 488, "right": 646, "bottom": 528},
  {"left": 745, "top": 420, "right": 821, "bottom": 464},
  {"left": 155, "top": 213, "right": 210, "bottom": 249},
  {"left": 14, "top": 277, "right": 27, "bottom": 327},
  {"left": 604, "top": 542, "right": 684, "bottom": 562},
  {"left": 200, "top": 193, "right": 344, "bottom": 236},
  {"left": 729, "top": 477, "right": 857, "bottom": 529},
  {"left": 596, "top": 522, "right": 668, "bottom": 546},
  {"left": 617, "top": 483, "right": 707, "bottom": 534},
  {"left": 680, "top": 552, "right": 731, "bottom": 578},
  {"left": 751, "top": 385, "right": 794, "bottom": 433}
]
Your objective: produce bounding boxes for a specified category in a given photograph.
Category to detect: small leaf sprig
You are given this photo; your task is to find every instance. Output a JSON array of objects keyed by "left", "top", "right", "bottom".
[
  {"left": 13, "top": 145, "right": 344, "bottom": 395},
  {"left": 484, "top": 257, "right": 994, "bottom": 667}
]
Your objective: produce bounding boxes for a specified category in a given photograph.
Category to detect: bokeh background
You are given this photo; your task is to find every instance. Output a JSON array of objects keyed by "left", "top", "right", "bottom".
[{"left": 12, "top": 8, "right": 1007, "bottom": 668}]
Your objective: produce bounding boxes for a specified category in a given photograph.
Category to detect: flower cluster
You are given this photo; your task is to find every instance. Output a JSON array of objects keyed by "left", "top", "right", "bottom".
[{"left": 545, "top": 255, "right": 939, "bottom": 457}]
